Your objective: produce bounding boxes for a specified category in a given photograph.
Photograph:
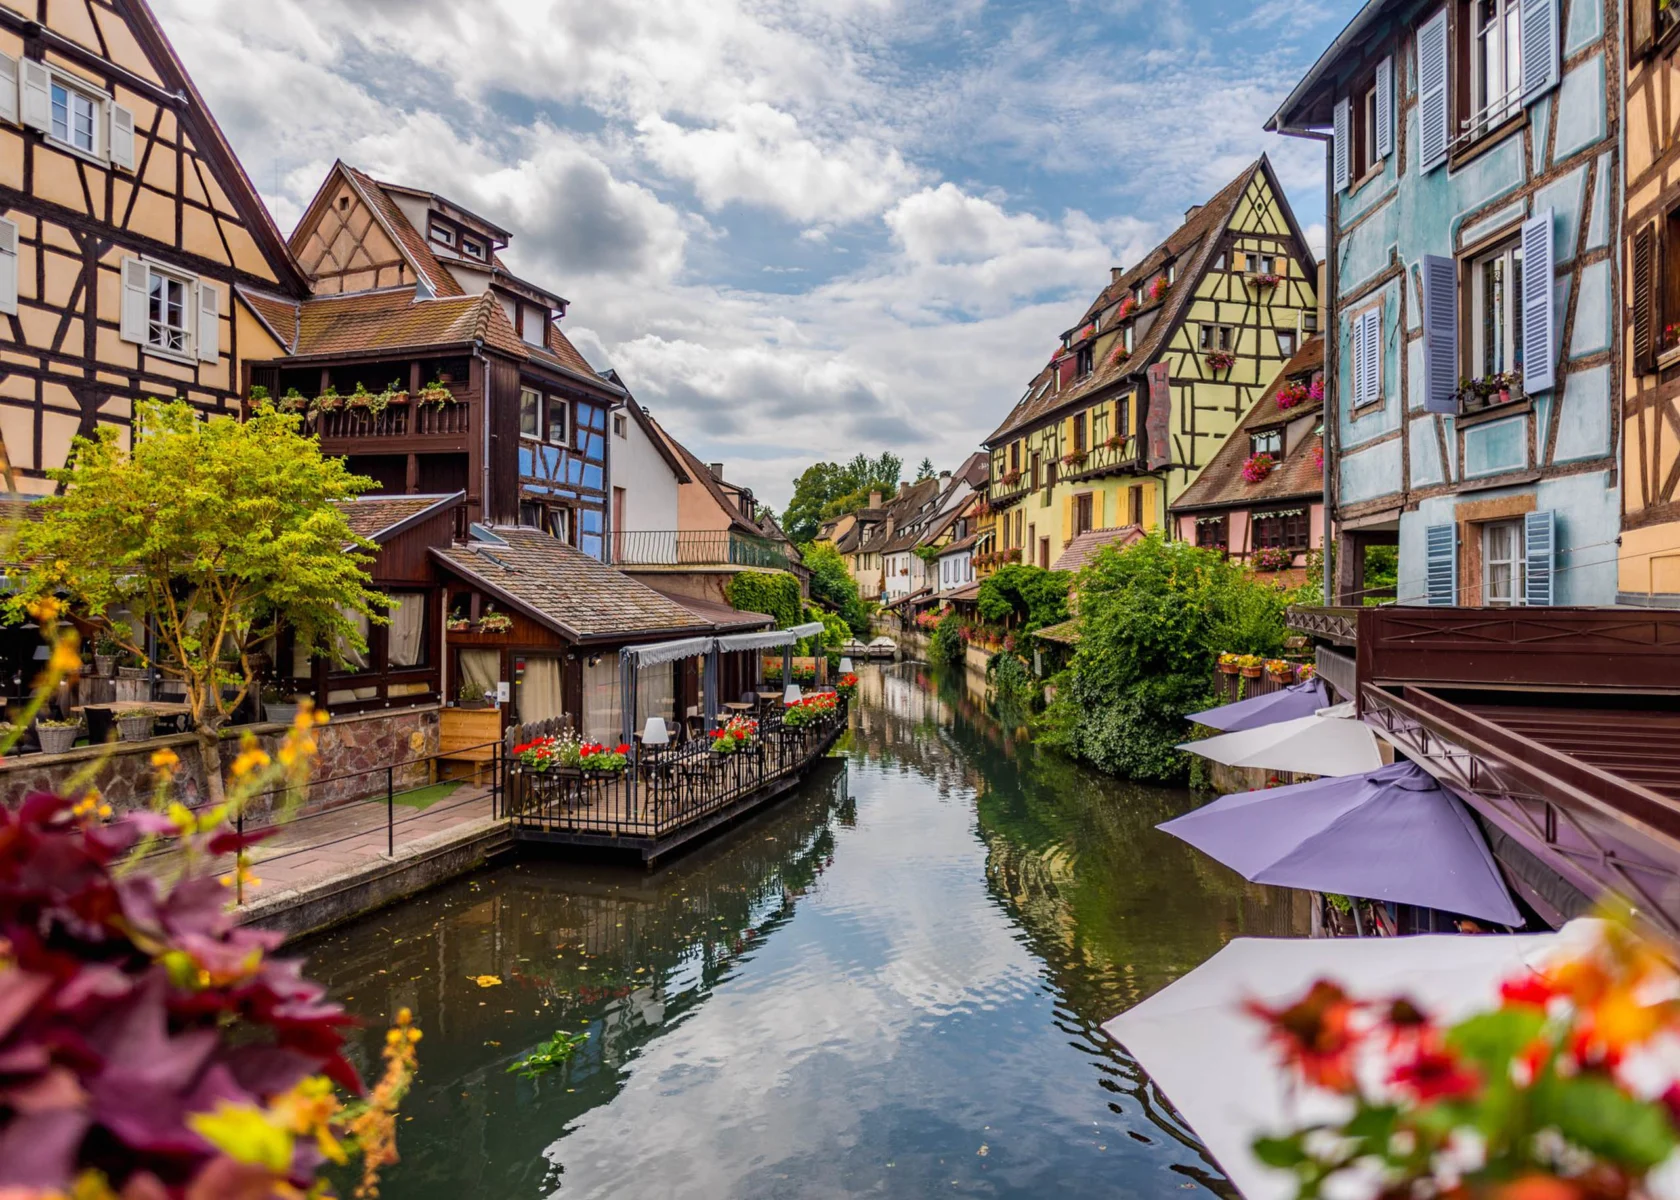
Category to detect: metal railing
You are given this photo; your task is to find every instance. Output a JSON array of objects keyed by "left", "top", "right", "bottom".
[
  {"left": 505, "top": 703, "right": 846, "bottom": 840},
  {"left": 613, "top": 529, "right": 792, "bottom": 570}
]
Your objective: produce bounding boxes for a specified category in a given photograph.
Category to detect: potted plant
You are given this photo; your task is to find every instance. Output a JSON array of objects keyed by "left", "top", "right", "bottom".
[
  {"left": 477, "top": 612, "right": 514, "bottom": 634},
  {"left": 1218, "top": 652, "right": 1242, "bottom": 676},
  {"left": 1263, "top": 658, "right": 1293, "bottom": 683},
  {"left": 457, "top": 681, "right": 491, "bottom": 710},
  {"left": 709, "top": 715, "right": 758, "bottom": 754},
  {"left": 35, "top": 717, "right": 80, "bottom": 755},
  {"left": 1241, "top": 453, "right": 1276, "bottom": 484},
  {"left": 578, "top": 741, "right": 630, "bottom": 775},
  {"left": 837, "top": 673, "right": 859, "bottom": 701},
  {"left": 446, "top": 615, "right": 471, "bottom": 633},
  {"left": 1060, "top": 450, "right": 1088, "bottom": 469},
  {"left": 310, "top": 386, "right": 344, "bottom": 416},
  {"left": 1108, "top": 344, "right": 1131, "bottom": 368},
  {"left": 116, "top": 708, "right": 156, "bottom": 743},
  {"left": 1236, "top": 654, "right": 1264, "bottom": 679},
  {"left": 93, "top": 630, "right": 125, "bottom": 678},
  {"left": 1206, "top": 350, "right": 1236, "bottom": 372},
  {"left": 1104, "top": 433, "right": 1126, "bottom": 451},
  {"left": 417, "top": 379, "right": 454, "bottom": 407},
  {"left": 1147, "top": 274, "right": 1170, "bottom": 302},
  {"left": 1117, "top": 294, "right": 1138, "bottom": 319},
  {"left": 277, "top": 388, "right": 310, "bottom": 415},
  {"left": 382, "top": 380, "right": 410, "bottom": 407},
  {"left": 1276, "top": 380, "right": 1310, "bottom": 410},
  {"left": 346, "top": 381, "right": 378, "bottom": 413},
  {"left": 1249, "top": 271, "right": 1281, "bottom": 288},
  {"left": 1252, "top": 546, "right": 1293, "bottom": 572},
  {"left": 1297, "top": 663, "right": 1316, "bottom": 682},
  {"left": 262, "top": 683, "right": 300, "bottom": 726}
]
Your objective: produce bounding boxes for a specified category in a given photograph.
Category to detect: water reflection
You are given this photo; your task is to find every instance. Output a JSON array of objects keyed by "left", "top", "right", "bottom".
[{"left": 302, "top": 662, "right": 1304, "bottom": 1198}]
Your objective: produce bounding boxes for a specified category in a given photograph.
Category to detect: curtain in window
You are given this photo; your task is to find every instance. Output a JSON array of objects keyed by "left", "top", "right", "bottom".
[
  {"left": 635, "top": 662, "right": 675, "bottom": 732},
  {"left": 387, "top": 593, "right": 427, "bottom": 668},
  {"left": 339, "top": 607, "right": 369, "bottom": 672},
  {"left": 458, "top": 649, "right": 500, "bottom": 700},
  {"left": 583, "top": 657, "right": 621, "bottom": 745},
  {"left": 519, "top": 655, "right": 564, "bottom": 725}
]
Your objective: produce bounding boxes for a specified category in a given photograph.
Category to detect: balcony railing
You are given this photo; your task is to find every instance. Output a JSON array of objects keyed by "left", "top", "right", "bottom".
[
  {"left": 615, "top": 530, "right": 792, "bottom": 571},
  {"left": 311, "top": 402, "right": 471, "bottom": 441}
]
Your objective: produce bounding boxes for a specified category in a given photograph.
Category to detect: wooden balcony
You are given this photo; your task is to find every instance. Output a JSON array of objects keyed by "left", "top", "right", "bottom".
[{"left": 307, "top": 398, "right": 475, "bottom": 455}]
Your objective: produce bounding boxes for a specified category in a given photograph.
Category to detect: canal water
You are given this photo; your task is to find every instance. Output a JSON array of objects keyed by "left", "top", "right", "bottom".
[{"left": 303, "top": 663, "right": 1307, "bottom": 1198}]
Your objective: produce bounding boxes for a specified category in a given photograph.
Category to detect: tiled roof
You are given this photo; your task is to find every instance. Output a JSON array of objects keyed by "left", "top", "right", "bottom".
[
  {"left": 342, "top": 165, "right": 467, "bottom": 299},
  {"left": 1033, "top": 618, "right": 1081, "bottom": 645},
  {"left": 1171, "top": 336, "right": 1326, "bottom": 513},
  {"left": 648, "top": 418, "right": 764, "bottom": 537},
  {"left": 333, "top": 494, "right": 461, "bottom": 543},
  {"left": 1052, "top": 526, "right": 1146, "bottom": 572},
  {"left": 938, "top": 532, "right": 979, "bottom": 556},
  {"left": 859, "top": 478, "right": 943, "bottom": 553},
  {"left": 653, "top": 590, "right": 775, "bottom": 632},
  {"left": 544, "top": 324, "right": 599, "bottom": 377},
  {"left": 290, "top": 288, "right": 529, "bottom": 360},
  {"left": 985, "top": 160, "right": 1265, "bottom": 447},
  {"left": 944, "top": 580, "right": 982, "bottom": 603},
  {"left": 432, "top": 527, "right": 709, "bottom": 642},
  {"left": 239, "top": 288, "right": 301, "bottom": 353}
]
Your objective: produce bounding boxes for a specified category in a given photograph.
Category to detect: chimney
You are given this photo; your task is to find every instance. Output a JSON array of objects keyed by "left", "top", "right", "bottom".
[
  {"left": 899, "top": 481, "right": 909, "bottom": 497},
  {"left": 939, "top": 470, "right": 951, "bottom": 481},
  {"left": 708, "top": 462, "right": 724, "bottom": 478},
  {"left": 868, "top": 489, "right": 882, "bottom": 509},
  {"left": 1110, "top": 266, "right": 1124, "bottom": 284},
  {"left": 1185, "top": 203, "right": 1203, "bottom": 220}
]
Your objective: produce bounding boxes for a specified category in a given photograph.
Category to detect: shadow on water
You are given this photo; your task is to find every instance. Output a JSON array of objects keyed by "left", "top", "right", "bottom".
[{"left": 300, "top": 662, "right": 1305, "bottom": 1199}]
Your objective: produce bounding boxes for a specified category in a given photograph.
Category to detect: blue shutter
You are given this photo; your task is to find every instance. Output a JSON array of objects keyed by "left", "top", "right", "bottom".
[
  {"left": 1524, "top": 510, "right": 1555, "bottom": 606},
  {"left": 1422, "top": 255, "right": 1459, "bottom": 413},
  {"left": 1375, "top": 56, "right": 1394, "bottom": 159},
  {"left": 1333, "top": 97, "right": 1351, "bottom": 192},
  {"left": 1425, "top": 523, "right": 1458, "bottom": 605},
  {"left": 1521, "top": 210, "right": 1556, "bottom": 393},
  {"left": 1520, "top": 0, "right": 1560, "bottom": 104},
  {"left": 1417, "top": 9, "right": 1450, "bottom": 172}
]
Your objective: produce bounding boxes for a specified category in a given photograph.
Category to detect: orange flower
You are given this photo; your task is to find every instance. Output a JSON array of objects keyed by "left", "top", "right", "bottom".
[{"left": 1246, "top": 979, "right": 1363, "bottom": 1093}]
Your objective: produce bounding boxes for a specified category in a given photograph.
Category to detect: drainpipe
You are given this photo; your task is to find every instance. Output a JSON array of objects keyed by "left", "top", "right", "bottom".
[{"left": 474, "top": 341, "right": 491, "bottom": 527}]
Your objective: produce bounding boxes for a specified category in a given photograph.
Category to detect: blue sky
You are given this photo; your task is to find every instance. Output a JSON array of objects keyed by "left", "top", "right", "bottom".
[{"left": 160, "top": 0, "right": 1353, "bottom": 508}]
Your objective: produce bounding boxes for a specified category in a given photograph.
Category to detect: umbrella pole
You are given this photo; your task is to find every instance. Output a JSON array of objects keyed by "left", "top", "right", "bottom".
[{"left": 1352, "top": 903, "right": 1366, "bottom": 938}]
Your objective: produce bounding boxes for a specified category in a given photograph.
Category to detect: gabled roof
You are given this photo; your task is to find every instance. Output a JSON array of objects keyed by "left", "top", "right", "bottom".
[
  {"left": 859, "top": 477, "right": 943, "bottom": 554},
  {"left": 431, "top": 526, "right": 709, "bottom": 643},
  {"left": 1171, "top": 336, "right": 1326, "bottom": 514},
  {"left": 1267, "top": 0, "right": 1398, "bottom": 133},
  {"left": 333, "top": 493, "right": 463, "bottom": 543},
  {"left": 1052, "top": 526, "right": 1146, "bottom": 572},
  {"left": 985, "top": 159, "right": 1279, "bottom": 447},
  {"left": 335, "top": 164, "right": 468, "bottom": 299},
  {"left": 646, "top": 417, "right": 765, "bottom": 538},
  {"left": 937, "top": 532, "right": 979, "bottom": 557},
  {"left": 600, "top": 376, "right": 691, "bottom": 484},
  {"left": 277, "top": 287, "right": 530, "bottom": 360}
]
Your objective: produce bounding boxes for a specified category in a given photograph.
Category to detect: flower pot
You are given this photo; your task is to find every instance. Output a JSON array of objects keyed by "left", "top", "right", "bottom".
[
  {"left": 1240, "top": 666, "right": 1264, "bottom": 679},
  {"left": 36, "top": 724, "right": 78, "bottom": 755},
  {"left": 117, "top": 666, "right": 147, "bottom": 680},
  {"left": 93, "top": 654, "right": 116, "bottom": 677},
  {"left": 266, "top": 701, "right": 300, "bottom": 726},
  {"left": 116, "top": 714, "right": 155, "bottom": 742},
  {"left": 1218, "top": 663, "right": 1240, "bottom": 675},
  {"left": 1497, "top": 389, "right": 1511, "bottom": 403}
]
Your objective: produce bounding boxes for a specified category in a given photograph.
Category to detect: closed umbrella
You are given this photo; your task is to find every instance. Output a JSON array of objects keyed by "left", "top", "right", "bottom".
[
  {"left": 1188, "top": 677, "right": 1330, "bottom": 732},
  {"left": 1157, "top": 761, "right": 1522, "bottom": 925},
  {"left": 1178, "top": 710, "right": 1383, "bottom": 777}
]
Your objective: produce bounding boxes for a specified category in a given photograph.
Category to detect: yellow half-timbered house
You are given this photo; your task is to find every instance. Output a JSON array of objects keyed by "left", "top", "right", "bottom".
[
  {"left": 0, "top": 0, "right": 304, "bottom": 493},
  {"left": 983, "top": 158, "right": 1318, "bottom": 569}
]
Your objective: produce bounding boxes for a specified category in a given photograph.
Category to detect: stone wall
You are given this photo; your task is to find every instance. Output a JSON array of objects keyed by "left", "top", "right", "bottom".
[{"left": 0, "top": 705, "right": 441, "bottom": 818}]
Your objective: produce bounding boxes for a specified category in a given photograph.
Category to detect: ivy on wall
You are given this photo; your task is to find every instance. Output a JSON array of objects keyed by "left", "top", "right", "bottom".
[{"left": 725, "top": 571, "right": 804, "bottom": 630}]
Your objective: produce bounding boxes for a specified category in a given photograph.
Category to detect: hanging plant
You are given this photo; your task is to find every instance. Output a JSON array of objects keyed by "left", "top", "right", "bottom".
[
  {"left": 418, "top": 379, "right": 455, "bottom": 407},
  {"left": 1147, "top": 274, "right": 1170, "bottom": 302},
  {"left": 310, "top": 386, "right": 344, "bottom": 415},
  {"left": 1108, "top": 342, "right": 1132, "bottom": 367},
  {"left": 1206, "top": 350, "right": 1236, "bottom": 372},
  {"left": 1277, "top": 380, "right": 1311, "bottom": 410},
  {"left": 277, "top": 387, "right": 309, "bottom": 415},
  {"left": 1241, "top": 453, "right": 1276, "bottom": 484},
  {"left": 1117, "top": 294, "right": 1138, "bottom": 320},
  {"left": 477, "top": 612, "right": 514, "bottom": 634}
]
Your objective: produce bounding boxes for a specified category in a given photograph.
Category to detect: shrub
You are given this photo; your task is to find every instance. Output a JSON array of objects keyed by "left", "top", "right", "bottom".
[
  {"left": 800, "top": 541, "right": 870, "bottom": 634},
  {"left": 975, "top": 564, "right": 1069, "bottom": 633},
  {"left": 725, "top": 571, "right": 803, "bottom": 630},
  {"left": 929, "top": 613, "right": 967, "bottom": 669}
]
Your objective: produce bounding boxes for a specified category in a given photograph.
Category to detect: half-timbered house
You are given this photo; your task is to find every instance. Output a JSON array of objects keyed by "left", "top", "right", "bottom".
[
  {"left": 982, "top": 158, "right": 1319, "bottom": 570},
  {"left": 0, "top": 0, "right": 306, "bottom": 492},
  {"left": 1269, "top": 0, "right": 1620, "bottom": 607}
]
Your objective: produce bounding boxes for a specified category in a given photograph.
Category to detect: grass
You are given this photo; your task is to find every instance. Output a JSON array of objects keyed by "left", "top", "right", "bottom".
[{"left": 392, "top": 780, "right": 465, "bottom": 811}]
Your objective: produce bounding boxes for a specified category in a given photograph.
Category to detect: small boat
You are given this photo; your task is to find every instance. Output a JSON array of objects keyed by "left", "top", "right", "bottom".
[
  {"left": 841, "top": 639, "right": 870, "bottom": 658},
  {"left": 866, "top": 637, "right": 898, "bottom": 660}
]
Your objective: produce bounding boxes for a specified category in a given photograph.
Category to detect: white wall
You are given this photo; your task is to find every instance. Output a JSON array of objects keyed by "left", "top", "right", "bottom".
[{"left": 614, "top": 410, "right": 681, "bottom": 534}]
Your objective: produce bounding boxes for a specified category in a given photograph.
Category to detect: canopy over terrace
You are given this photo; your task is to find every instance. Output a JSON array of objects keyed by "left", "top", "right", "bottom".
[{"left": 618, "top": 620, "right": 827, "bottom": 746}]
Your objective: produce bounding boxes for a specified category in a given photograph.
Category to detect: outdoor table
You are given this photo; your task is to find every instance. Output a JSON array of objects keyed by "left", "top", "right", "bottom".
[
  {"left": 723, "top": 701, "right": 754, "bottom": 715},
  {"left": 75, "top": 700, "right": 194, "bottom": 737}
]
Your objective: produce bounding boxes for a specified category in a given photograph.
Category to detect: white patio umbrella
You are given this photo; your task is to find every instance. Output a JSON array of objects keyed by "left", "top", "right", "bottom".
[
  {"left": 1177, "top": 707, "right": 1383, "bottom": 777},
  {"left": 1103, "top": 927, "right": 1574, "bottom": 1200}
]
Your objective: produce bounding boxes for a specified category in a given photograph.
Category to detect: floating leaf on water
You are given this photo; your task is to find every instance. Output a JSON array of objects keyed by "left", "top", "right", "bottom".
[
  {"left": 509, "top": 1030, "right": 589, "bottom": 1079},
  {"left": 471, "top": 975, "right": 502, "bottom": 988}
]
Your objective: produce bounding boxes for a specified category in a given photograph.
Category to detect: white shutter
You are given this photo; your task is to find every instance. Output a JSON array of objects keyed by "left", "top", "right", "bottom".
[
  {"left": 0, "top": 54, "right": 17, "bottom": 126},
  {"left": 109, "top": 104, "right": 134, "bottom": 171},
  {"left": 19, "top": 58, "right": 50, "bottom": 133},
  {"left": 1422, "top": 255, "right": 1459, "bottom": 413},
  {"left": 1362, "top": 309, "right": 1382, "bottom": 404},
  {"left": 1524, "top": 510, "right": 1555, "bottom": 606},
  {"left": 1521, "top": 210, "right": 1556, "bottom": 393},
  {"left": 1425, "top": 524, "right": 1458, "bottom": 606},
  {"left": 1417, "top": 9, "right": 1450, "bottom": 172},
  {"left": 1332, "top": 97, "right": 1351, "bottom": 192},
  {"left": 120, "top": 257, "right": 149, "bottom": 345},
  {"left": 196, "top": 280, "right": 221, "bottom": 362},
  {"left": 0, "top": 218, "right": 16, "bottom": 316},
  {"left": 1375, "top": 56, "right": 1394, "bottom": 159},
  {"left": 1520, "top": 0, "right": 1561, "bottom": 103}
]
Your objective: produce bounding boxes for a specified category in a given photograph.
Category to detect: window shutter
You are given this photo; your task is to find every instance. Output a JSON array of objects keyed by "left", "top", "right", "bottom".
[
  {"left": 0, "top": 217, "right": 16, "bottom": 316},
  {"left": 1332, "top": 97, "right": 1351, "bottom": 192},
  {"left": 120, "top": 257, "right": 149, "bottom": 345},
  {"left": 0, "top": 54, "right": 17, "bottom": 126},
  {"left": 1633, "top": 0, "right": 1657, "bottom": 58},
  {"left": 1375, "top": 56, "right": 1394, "bottom": 159},
  {"left": 1634, "top": 223, "right": 1657, "bottom": 375},
  {"left": 1521, "top": 210, "right": 1556, "bottom": 393},
  {"left": 1417, "top": 9, "right": 1450, "bottom": 172},
  {"left": 1421, "top": 254, "right": 1459, "bottom": 413},
  {"left": 1524, "top": 510, "right": 1556, "bottom": 606},
  {"left": 1425, "top": 523, "right": 1458, "bottom": 605},
  {"left": 1361, "top": 309, "right": 1382, "bottom": 404},
  {"left": 1520, "top": 0, "right": 1561, "bottom": 103},
  {"left": 109, "top": 104, "right": 134, "bottom": 171},
  {"left": 19, "top": 59, "right": 50, "bottom": 133},
  {"left": 196, "top": 281, "right": 221, "bottom": 362}
]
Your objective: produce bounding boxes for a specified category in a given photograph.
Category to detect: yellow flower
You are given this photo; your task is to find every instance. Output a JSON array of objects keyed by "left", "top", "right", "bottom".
[
  {"left": 150, "top": 748, "right": 179, "bottom": 770},
  {"left": 27, "top": 598, "right": 61, "bottom": 623},
  {"left": 47, "top": 641, "right": 82, "bottom": 675},
  {"left": 230, "top": 747, "right": 271, "bottom": 778}
]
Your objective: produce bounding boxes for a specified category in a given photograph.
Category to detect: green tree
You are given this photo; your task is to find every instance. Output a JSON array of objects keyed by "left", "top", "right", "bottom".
[
  {"left": 801, "top": 540, "right": 869, "bottom": 635},
  {"left": 782, "top": 452, "right": 902, "bottom": 544},
  {"left": 10, "top": 401, "right": 387, "bottom": 804},
  {"left": 976, "top": 564, "right": 1070, "bottom": 633},
  {"left": 930, "top": 612, "right": 968, "bottom": 670},
  {"left": 1039, "top": 533, "right": 1293, "bottom": 784},
  {"left": 915, "top": 457, "right": 935, "bottom": 481}
]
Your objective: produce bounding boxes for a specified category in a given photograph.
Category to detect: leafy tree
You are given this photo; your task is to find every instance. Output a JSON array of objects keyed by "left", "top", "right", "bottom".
[
  {"left": 801, "top": 540, "right": 869, "bottom": 634},
  {"left": 782, "top": 452, "right": 902, "bottom": 544},
  {"left": 915, "top": 457, "right": 936, "bottom": 481},
  {"left": 976, "top": 564, "right": 1070, "bottom": 633},
  {"left": 930, "top": 612, "right": 968, "bottom": 670},
  {"left": 1039, "top": 533, "right": 1293, "bottom": 784},
  {"left": 10, "top": 401, "right": 387, "bottom": 804}
]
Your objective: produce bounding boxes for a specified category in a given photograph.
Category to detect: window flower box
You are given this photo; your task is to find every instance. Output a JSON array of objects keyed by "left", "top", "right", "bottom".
[
  {"left": 1241, "top": 453, "right": 1276, "bottom": 484},
  {"left": 476, "top": 612, "right": 514, "bottom": 634},
  {"left": 277, "top": 388, "right": 310, "bottom": 415},
  {"left": 1249, "top": 272, "right": 1282, "bottom": 288},
  {"left": 1457, "top": 370, "right": 1524, "bottom": 414},
  {"left": 310, "top": 388, "right": 344, "bottom": 415},
  {"left": 1060, "top": 451, "right": 1088, "bottom": 469},
  {"left": 1252, "top": 546, "right": 1293, "bottom": 572},
  {"left": 1277, "top": 381, "right": 1311, "bottom": 410},
  {"left": 1117, "top": 295, "right": 1138, "bottom": 319},
  {"left": 417, "top": 381, "right": 456, "bottom": 407},
  {"left": 1147, "top": 274, "right": 1170, "bottom": 302},
  {"left": 1206, "top": 350, "right": 1237, "bottom": 372}
]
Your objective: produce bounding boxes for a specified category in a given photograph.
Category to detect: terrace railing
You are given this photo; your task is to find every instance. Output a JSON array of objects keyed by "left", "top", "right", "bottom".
[
  {"left": 614, "top": 529, "right": 792, "bottom": 571},
  {"left": 505, "top": 702, "right": 846, "bottom": 841},
  {"left": 312, "top": 401, "right": 471, "bottom": 441}
]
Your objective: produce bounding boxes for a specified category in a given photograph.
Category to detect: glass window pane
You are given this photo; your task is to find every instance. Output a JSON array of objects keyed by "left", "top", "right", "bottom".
[
  {"left": 519, "top": 388, "right": 540, "bottom": 437},
  {"left": 547, "top": 397, "right": 567, "bottom": 443}
]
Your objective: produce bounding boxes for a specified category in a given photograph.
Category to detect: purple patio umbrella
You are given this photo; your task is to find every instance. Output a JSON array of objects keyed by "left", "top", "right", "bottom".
[
  {"left": 1157, "top": 761, "right": 1522, "bottom": 926},
  {"left": 1187, "top": 677, "right": 1330, "bottom": 732}
]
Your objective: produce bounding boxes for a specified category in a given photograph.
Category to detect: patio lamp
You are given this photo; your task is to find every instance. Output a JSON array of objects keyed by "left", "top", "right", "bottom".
[
  {"left": 642, "top": 716, "right": 669, "bottom": 746},
  {"left": 839, "top": 657, "right": 854, "bottom": 673},
  {"left": 783, "top": 684, "right": 803, "bottom": 705}
]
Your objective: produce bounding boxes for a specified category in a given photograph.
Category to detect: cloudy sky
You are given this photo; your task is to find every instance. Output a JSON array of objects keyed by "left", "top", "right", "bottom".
[{"left": 158, "top": 0, "right": 1347, "bottom": 509}]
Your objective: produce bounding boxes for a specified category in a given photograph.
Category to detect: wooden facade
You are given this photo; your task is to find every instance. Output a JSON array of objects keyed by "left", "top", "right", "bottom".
[
  {"left": 0, "top": 0, "right": 304, "bottom": 492},
  {"left": 983, "top": 158, "right": 1318, "bottom": 570}
]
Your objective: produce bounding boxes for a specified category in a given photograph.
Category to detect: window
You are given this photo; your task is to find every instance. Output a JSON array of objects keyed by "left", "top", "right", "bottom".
[
  {"left": 1010, "top": 442, "right": 1021, "bottom": 473},
  {"left": 462, "top": 238, "right": 486, "bottom": 260},
  {"left": 1469, "top": 237, "right": 1525, "bottom": 403},
  {"left": 547, "top": 396, "right": 568, "bottom": 444},
  {"left": 431, "top": 223, "right": 456, "bottom": 248},
  {"left": 520, "top": 305, "right": 546, "bottom": 347},
  {"left": 51, "top": 81, "right": 96, "bottom": 154},
  {"left": 613, "top": 412, "right": 628, "bottom": 438},
  {"left": 1074, "top": 493, "right": 1094, "bottom": 536},
  {"left": 1355, "top": 78, "right": 1380, "bottom": 178},
  {"left": 1278, "top": 330, "right": 1297, "bottom": 358},
  {"left": 119, "top": 258, "right": 218, "bottom": 362},
  {"left": 1301, "top": 310, "right": 1320, "bottom": 335},
  {"left": 148, "top": 270, "right": 189, "bottom": 354},
  {"left": 1213, "top": 251, "right": 1227, "bottom": 271},
  {"left": 519, "top": 387, "right": 541, "bottom": 438},
  {"left": 1030, "top": 451, "right": 1041, "bottom": 492},
  {"left": 1463, "top": 0, "right": 1524, "bottom": 141},
  {"left": 1093, "top": 406, "right": 1108, "bottom": 446},
  {"left": 1250, "top": 428, "right": 1283, "bottom": 458},
  {"left": 519, "top": 501, "right": 542, "bottom": 528},
  {"left": 1253, "top": 509, "right": 1310, "bottom": 550},
  {"left": 1483, "top": 519, "right": 1526, "bottom": 605},
  {"left": 1195, "top": 515, "right": 1229, "bottom": 549},
  {"left": 1128, "top": 485, "right": 1144, "bottom": 527},
  {"left": 1072, "top": 412, "right": 1087, "bottom": 453},
  {"left": 0, "top": 218, "right": 16, "bottom": 317},
  {"left": 1200, "top": 323, "right": 1235, "bottom": 352},
  {"left": 549, "top": 506, "right": 573, "bottom": 545},
  {"left": 1252, "top": 254, "right": 1277, "bottom": 277},
  {"left": 1076, "top": 344, "right": 1094, "bottom": 377}
]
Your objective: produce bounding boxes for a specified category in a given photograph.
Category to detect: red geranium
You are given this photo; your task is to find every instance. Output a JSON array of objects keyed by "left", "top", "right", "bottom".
[{"left": 1245, "top": 979, "right": 1362, "bottom": 1093}]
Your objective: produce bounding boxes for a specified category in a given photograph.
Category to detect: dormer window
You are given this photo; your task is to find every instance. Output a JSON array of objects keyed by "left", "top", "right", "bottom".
[
  {"left": 430, "top": 223, "right": 455, "bottom": 248},
  {"left": 520, "top": 305, "right": 546, "bottom": 348},
  {"left": 462, "top": 238, "right": 485, "bottom": 261}
]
